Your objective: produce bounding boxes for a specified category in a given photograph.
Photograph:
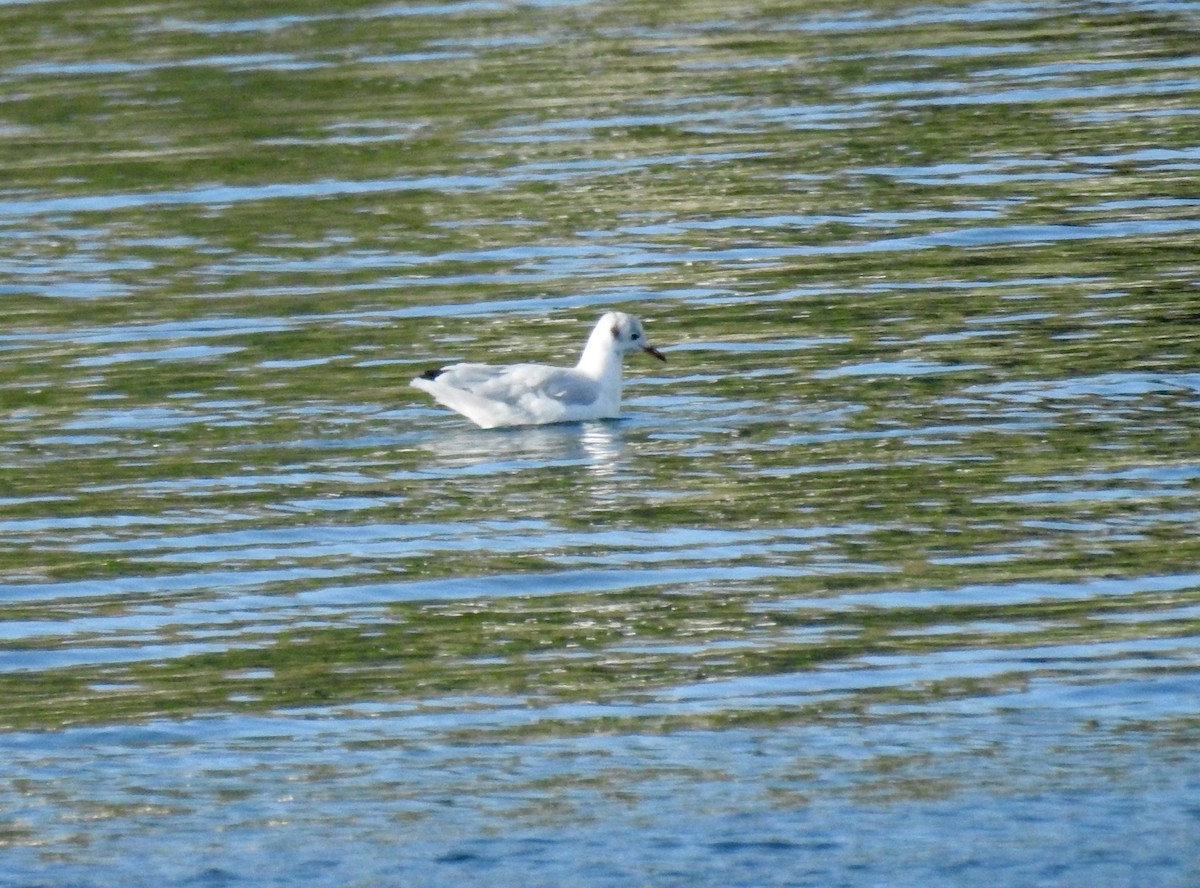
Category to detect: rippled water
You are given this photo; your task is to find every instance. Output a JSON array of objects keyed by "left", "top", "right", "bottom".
[{"left": 3, "top": 0, "right": 1200, "bottom": 885}]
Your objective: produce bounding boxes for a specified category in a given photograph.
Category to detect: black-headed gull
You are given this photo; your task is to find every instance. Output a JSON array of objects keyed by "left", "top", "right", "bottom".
[{"left": 411, "top": 311, "right": 666, "bottom": 428}]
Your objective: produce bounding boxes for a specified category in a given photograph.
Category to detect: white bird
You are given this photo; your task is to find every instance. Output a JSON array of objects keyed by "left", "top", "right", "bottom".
[{"left": 411, "top": 311, "right": 666, "bottom": 428}]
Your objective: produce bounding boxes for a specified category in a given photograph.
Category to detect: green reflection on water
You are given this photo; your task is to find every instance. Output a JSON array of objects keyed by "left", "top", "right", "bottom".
[{"left": 1, "top": 0, "right": 1199, "bottom": 738}]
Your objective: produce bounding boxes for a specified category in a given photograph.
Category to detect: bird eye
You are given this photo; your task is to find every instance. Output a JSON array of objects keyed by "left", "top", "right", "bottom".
[{"left": 632, "top": 332, "right": 640, "bottom": 340}]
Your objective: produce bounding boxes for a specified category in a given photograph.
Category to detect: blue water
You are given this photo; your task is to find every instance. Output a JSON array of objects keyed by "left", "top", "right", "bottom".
[{"left": 4, "top": 695, "right": 1197, "bottom": 887}]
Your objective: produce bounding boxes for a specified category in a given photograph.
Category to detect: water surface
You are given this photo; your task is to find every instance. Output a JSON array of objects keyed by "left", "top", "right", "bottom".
[{"left": 2, "top": 0, "right": 1199, "bottom": 885}]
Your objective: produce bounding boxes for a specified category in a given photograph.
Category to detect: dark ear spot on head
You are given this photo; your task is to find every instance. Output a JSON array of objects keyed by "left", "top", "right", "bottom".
[{"left": 611, "top": 323, "right": 621, "bottom": 339}]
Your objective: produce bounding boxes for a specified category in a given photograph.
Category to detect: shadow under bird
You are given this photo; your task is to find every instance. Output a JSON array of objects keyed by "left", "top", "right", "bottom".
[{"left": 411, "top": 311, "right": 666, "bottom": 428}]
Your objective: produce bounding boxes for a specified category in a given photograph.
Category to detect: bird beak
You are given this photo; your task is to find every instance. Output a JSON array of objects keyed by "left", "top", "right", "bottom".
[{"left": 644, "top": 345, "right": 666, "bottom": 362}]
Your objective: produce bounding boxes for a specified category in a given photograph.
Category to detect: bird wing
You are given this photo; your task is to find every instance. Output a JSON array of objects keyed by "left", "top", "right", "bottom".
[
  {"left": 442, "top": 363, "right": 599, "bottom": 406},
  {"left": 411, "top": 362, "right": 605, "bottom": 428}
]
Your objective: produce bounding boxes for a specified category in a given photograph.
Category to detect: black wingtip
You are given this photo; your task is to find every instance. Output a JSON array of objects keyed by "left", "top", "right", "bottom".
[{"left": 419, "top": 367, "right": 446, "bottom": 381}]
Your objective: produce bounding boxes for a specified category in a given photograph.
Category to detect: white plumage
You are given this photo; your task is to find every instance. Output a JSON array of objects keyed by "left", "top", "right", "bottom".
[{"left": 411, "top": 312, "right": 666, "bottom": 428}]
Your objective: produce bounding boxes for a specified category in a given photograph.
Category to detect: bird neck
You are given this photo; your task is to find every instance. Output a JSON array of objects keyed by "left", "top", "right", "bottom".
[{"left": 576, "top": 331, "right": 623, "bottom": 380}]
